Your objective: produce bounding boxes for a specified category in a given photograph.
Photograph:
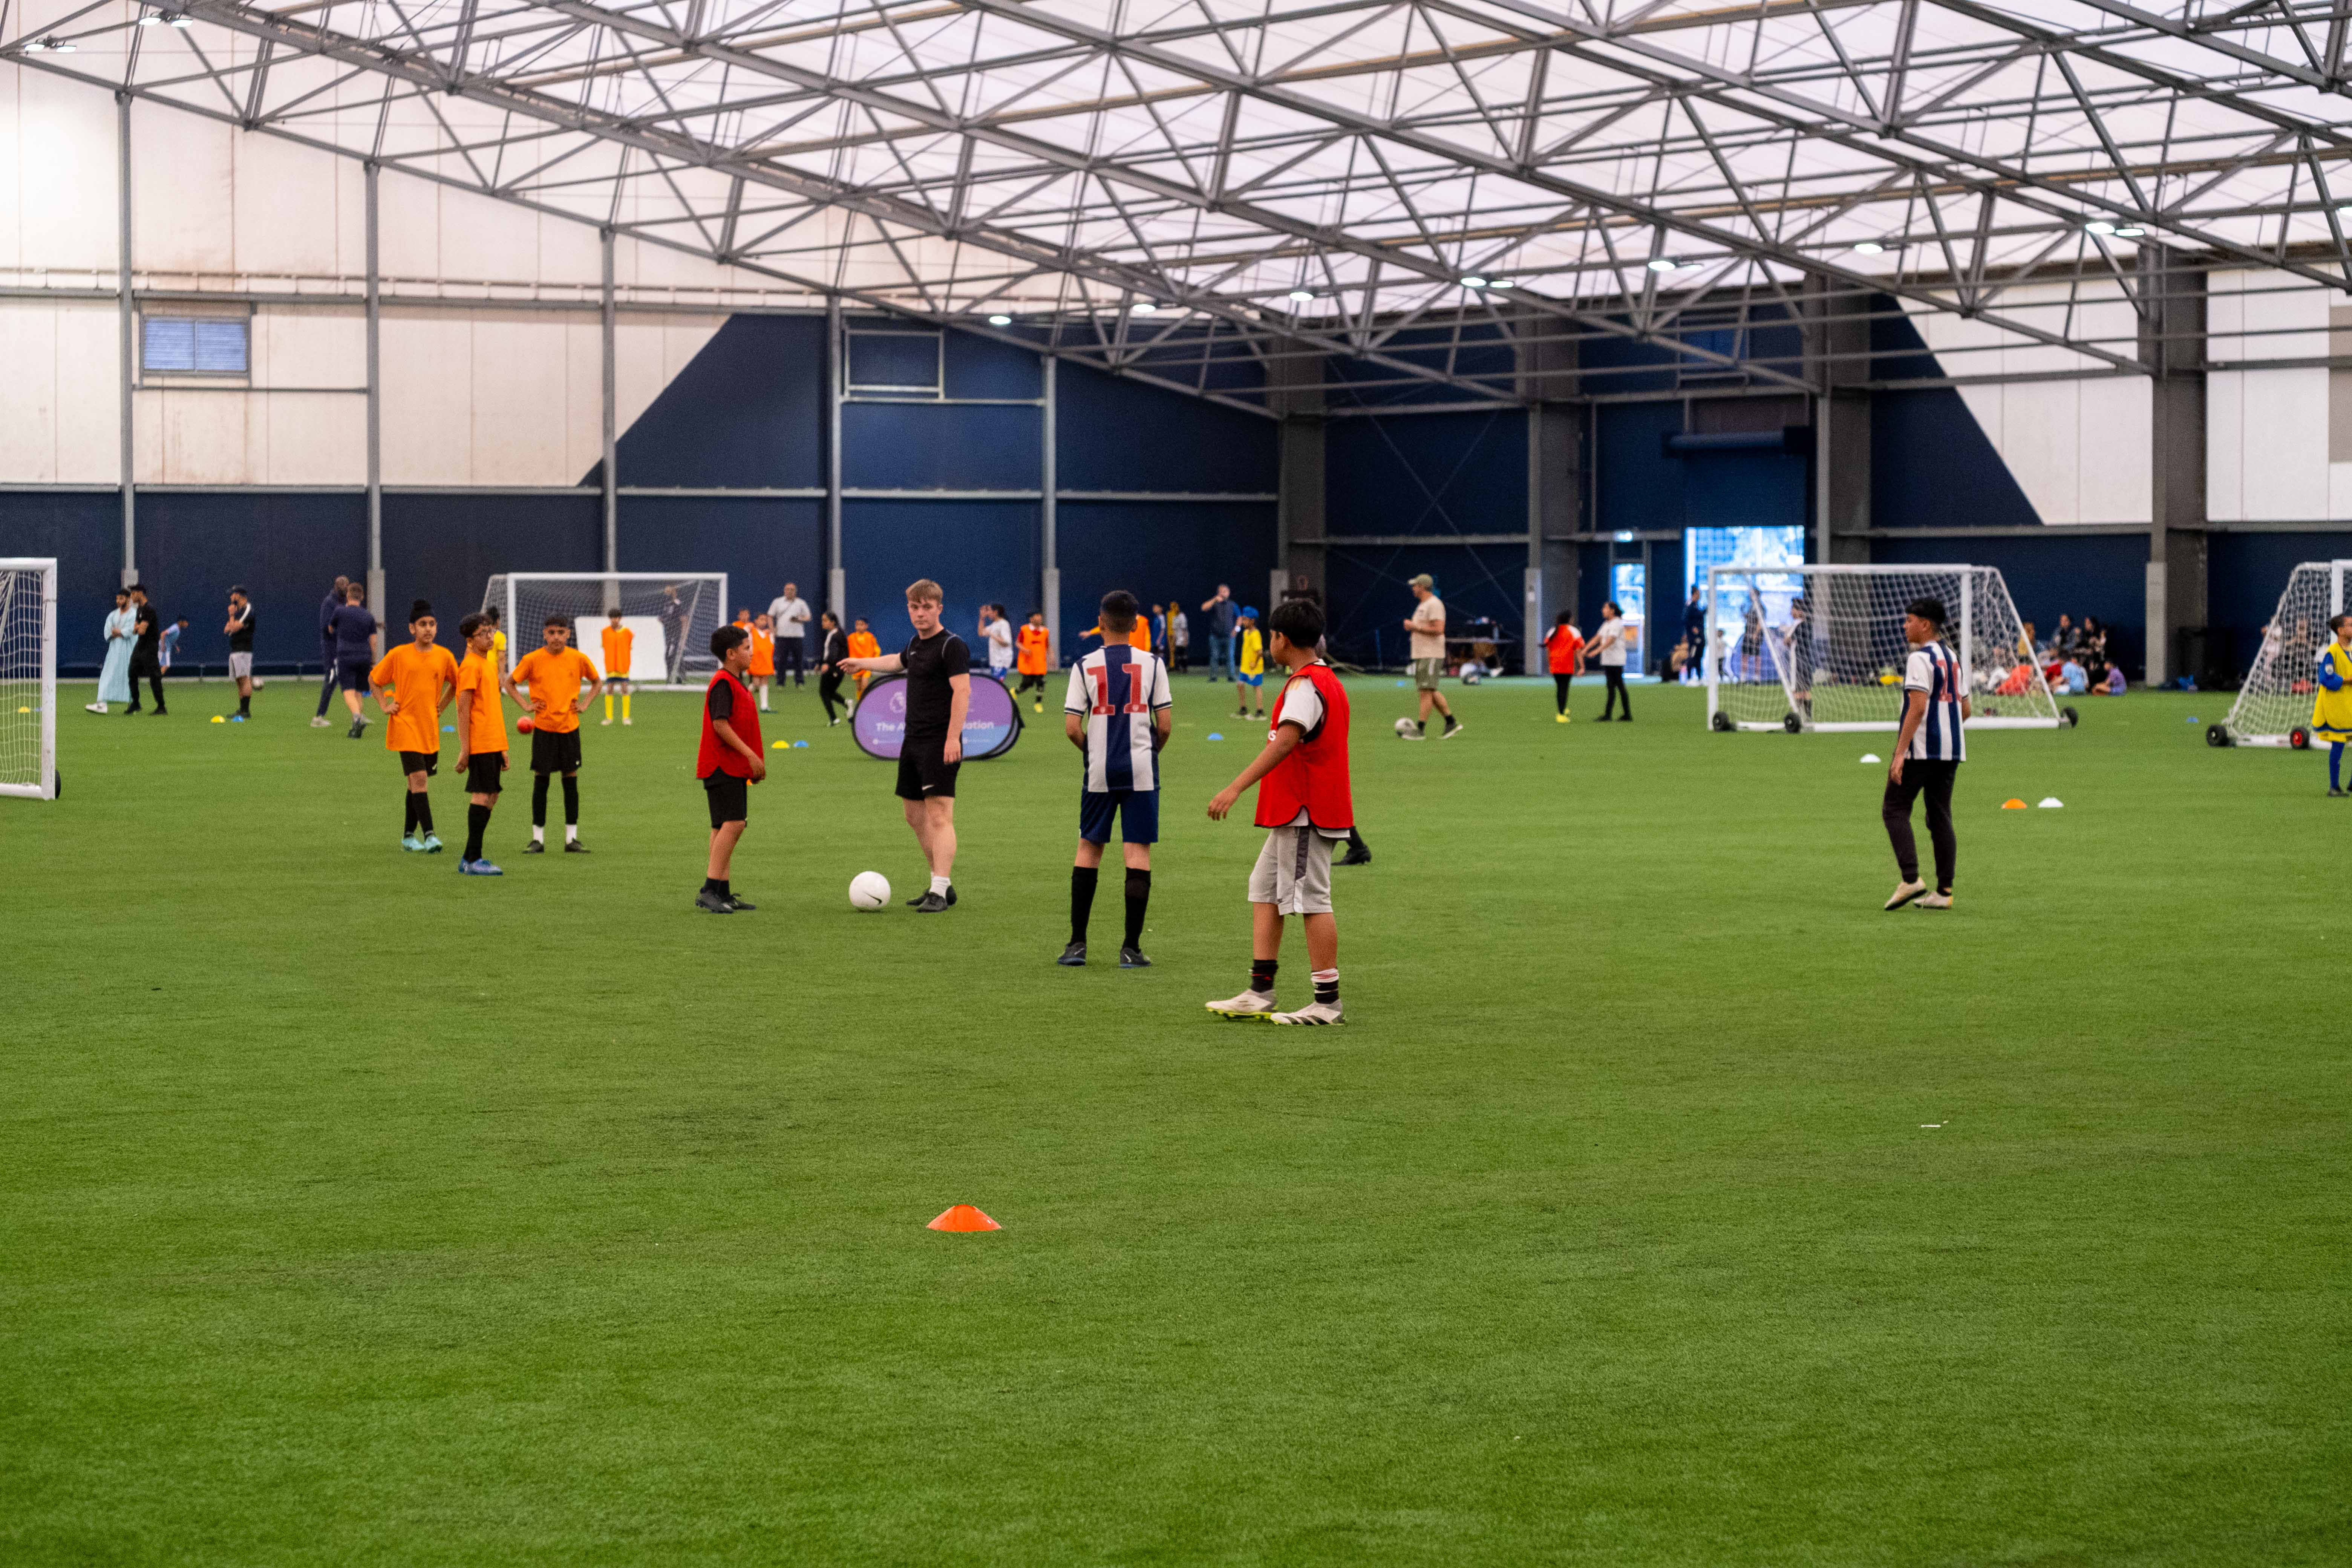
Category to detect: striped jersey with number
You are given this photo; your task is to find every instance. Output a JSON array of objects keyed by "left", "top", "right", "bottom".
[
  {"left": 1065, "top": 645, "right": 1172, "bottom": 792},
  {"left": 1903, "top": 640, "right": 1966, "bottom": 763}
]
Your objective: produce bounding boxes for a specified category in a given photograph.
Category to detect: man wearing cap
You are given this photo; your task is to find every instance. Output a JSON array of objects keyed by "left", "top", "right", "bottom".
[{"left": 1403, "top": 574, "right": 1462, "bottom": 740}]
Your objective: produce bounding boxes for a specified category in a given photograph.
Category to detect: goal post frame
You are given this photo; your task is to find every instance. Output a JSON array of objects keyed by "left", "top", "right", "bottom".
[
  {"left": 0, "top": 556, "right": 58, "bottom": 801},
  {"left": 2216, "top": 559, "right": 2352, "bottom": 747},
  {"left": 485, "top": 571, "right": 728, "bottom": 690},
  {"left": 1704, "top": 561, "right": 2065, "bottom": 734}
]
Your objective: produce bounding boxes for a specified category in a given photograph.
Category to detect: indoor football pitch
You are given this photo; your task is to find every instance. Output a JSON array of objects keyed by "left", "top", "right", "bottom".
[{"left": 3, "top": 674, "right": 2345, "bottom": 1566}]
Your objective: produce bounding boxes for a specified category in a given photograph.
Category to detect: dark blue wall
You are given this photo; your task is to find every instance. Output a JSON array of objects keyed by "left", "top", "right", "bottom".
[
  {"left": 1327, "top": 410, "right": 1525, "bottom": 536},
  {"left": 619, "top": 496, "right": 822, "bottom": 631},
  {"left": 607, "top": 314, "right": 825, "bottom": 489},
  {"left": 1058, "top": 361, "right": 1276, "bottom": 494},
  {"left": 1872, "top": 390, "right": 2042, "bottom": 530},
  {"left": 841, "top": 499, "right": 1038, "bottom": 649},
  {"left": 1872, "top": 531, "right": 2150, "bottom": 676},
  {"left": 1055, "top": 501, "right": 1277, "bottom": 648},
  {"left": 2208, "top": 531, "right": 2352, "bottom": 677},
  {"left": 384, "top": 492, "right": 601, "bottom": 651},
  {"left": 842, "top": 403, "right": 1042, "bottom": 492},
  {"left": 1326, "top": 544, "right": 1524, "bottom": 668}
]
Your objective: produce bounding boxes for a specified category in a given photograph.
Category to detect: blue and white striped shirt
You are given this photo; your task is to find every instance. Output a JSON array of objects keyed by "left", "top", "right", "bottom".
[
  {"left": 1903, "top": 640, "right": 1966, "bottom": 763},
  {"left": 1065, "top": 645, "right": 1172, "bottom": 792}
]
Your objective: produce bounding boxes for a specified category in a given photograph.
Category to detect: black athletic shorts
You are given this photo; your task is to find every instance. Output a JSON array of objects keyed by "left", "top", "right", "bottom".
[
  {"left": 704, "top": 771, "right": 748, "bottom": 828},
  {"left": 339, "top": 660, "right": 374, "bottom": 692},
  {"left": 464, "top": 752, "right": 506, "bottom": 795},
  {"left": 530, "top": 727, "right": 584, "bottom": 774},
  {"left": 397, "top": 750, "right": 440, "bottom": 777},
  {"left": 894, "top": 738, "right": 960, "bottom": 801}
]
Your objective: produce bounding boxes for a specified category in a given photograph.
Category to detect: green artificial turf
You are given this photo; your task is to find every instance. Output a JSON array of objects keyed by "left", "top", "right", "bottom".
[{"left": 2, "top": 674, "right": 2346, "bottom": 1566}]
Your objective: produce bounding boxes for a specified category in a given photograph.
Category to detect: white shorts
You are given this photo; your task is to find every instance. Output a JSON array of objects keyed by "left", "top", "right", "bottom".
[
  {"left": 1248, "top": 825, "right": 1338, "bottom": 915},
  {"left": 229, "top": 652, "right": 254, "bottom": 679}
]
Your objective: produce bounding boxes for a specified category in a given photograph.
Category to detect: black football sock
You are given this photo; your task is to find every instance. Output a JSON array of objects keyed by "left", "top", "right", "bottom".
[
  {"left": 532, "top": 773, "right": 551, "bottom": 827},
  {"left": 1123, "top": 868, "right": 1151, "bottom": 948},
  {"left": 404, "top": 794, "right": 419, "bottom": 836},
  {"left": 1250, "top": 958, "right": 1277, "bottom": 994},
  {"left": 415, "top": 796, "right": 435, "bottom": 836},
  {"left": 1348, "top": 828, "right": 1368, "bottom": 854},
  {"left": 1313, "top": 969, "right": 1340, "bottom": 1006},
  {"left": 714, "top": 879, "right": 729, "bottom": 898},
  {"left": 464, "top": 804, "right": 490, "bottom": 862},
  {"left": 1069, "top": 865, "right": 1098, "bottom": 944},
  {"left": 238, "top": 694, "right": 250, "bottom": 716},
  {"left": 561, "top": 775, "right": 579, "bottom": 825}
]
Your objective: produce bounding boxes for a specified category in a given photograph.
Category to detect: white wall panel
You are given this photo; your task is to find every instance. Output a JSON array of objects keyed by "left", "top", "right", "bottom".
[
  {"left": 382, "top": 312, "right": 475, "bottom": 486},
  {"left": 55, "top": 302, "right": 121, "bottom": 483},
  {"left": 564, "top": 320, "right": 602, "bottom": 483},
  {"left": 2236, "top": 368, "right": 2329, "bottom": 520},
  {"left": 2078, "top": 378, "right": 2151, "bottom": 523},
  {"left": 263, "top": 393, "right": 364, "bottom": 486},
  {"left": 233, "top": 131, "right": 343, "bottom": 278},
  {"left": 376, "top": 173, "right": 444, "bottom": 284},
  {"left": 131, "top": 101, "right": 234, "bottom": 276},
  {"left": 0, "top": 305, "right": 59, "bottom": 481},
  {"left": 468, "top": 313, "right": 575, "bottom": 485},
  {"left": 439, "top": 194, "right": 544, "bottom": 284},
  {"left": 12, "top": 68, "right": 118, "bottom": 273},
  {"left": 2209, "top": 370, "right": 2245, "bottom": 521},
  {"left": 253, "top": 306, "right": 363, "bottom": 390}
]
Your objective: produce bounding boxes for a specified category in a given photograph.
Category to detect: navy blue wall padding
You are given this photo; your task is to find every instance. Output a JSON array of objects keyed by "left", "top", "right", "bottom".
[
  {"left": 1326, "top": 411, "right": 1527, "bottom": 538},
  {"left": 1866, "top": 302, "right": 2042, "bottom": 530},
  {"left": 606, "top": 314, "right": 826, "bottom": 490},
  {"left": 1057, "top": 361, "right": 1277, "bottom": 494},
  {"left": 1683, "top": 450, "right": 1809, "bottom": 533},
  {"left": 846, "top": 330, "right": 941, "bottom": 392},
  {"left": 1872, "top": 531, "right": 2149, "bottom": 676},
  {"left": 1577, "top": 330, "right": 1681, "bottom": 397},
  {"left": 945, "top": 331, "right": 1042, "bottom": 401},
  {"left": 383, "top": 492, "right": 600, "bottom": 653},
  {"left": 1054, "top": 501, "right": 1277, "bottom": 653},
  {"left": 1596, "top": 402, "right": 1686, "bottom": 532},
  {"left": 1867, "top": 293, "right": 1943, "bottom": 382},
  {"left": 0, "top": 490, "right": 369, "bottom": 672},
  {"left": 1323, "top": 542, "right": 1525, "bottom": 667},
  {"left": 2207, "top": 531, "right": 2352, "bottom": 677},
  {"left": 841, "top": 499, "right": 1038, "bottom": 648},
  {"left": 618, "top": 496, "right": 822, "bottom": 626},
  {"left": 1326, "top": 323, "right": 1515, "bottom": 409},
  {"left": 842, "top": 403, "right": 1043, "bottom": 492},
  {"left": 1652, "top": 536, "right": 1687, "bottom": 650}
]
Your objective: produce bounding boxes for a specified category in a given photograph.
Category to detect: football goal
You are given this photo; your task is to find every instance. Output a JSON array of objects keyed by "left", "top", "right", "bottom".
[
  {"left": 482, "top": 573, "right": 727, "bottom": 689},
  {"left": 0, "top": 557, "right": 58, "bottom": 800},
  {"left": 2212, "top": 559, "right": 2352, "bottom": 747},
  {"left": 1705, "top": 563, "right": 2072, "bottom": 733}
]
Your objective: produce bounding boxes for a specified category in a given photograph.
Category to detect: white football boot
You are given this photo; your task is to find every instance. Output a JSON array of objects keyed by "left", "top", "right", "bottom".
[
  {"left": 1205, "top": 989, "right": 1279, "bottom": 1018},
  {"left": 1271, "top": 1000, "right": 1344, "bottom": 1025}
]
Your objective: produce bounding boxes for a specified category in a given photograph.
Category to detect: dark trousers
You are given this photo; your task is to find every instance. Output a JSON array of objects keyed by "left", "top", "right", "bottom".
[
  {"left": 1883, "top": 758, "right": 1959, "bottom": 891},
  {"left": 316, "top": 650, "right": 338, "bottom": 716},
  {"left": 128, "top": 655, "right": 165, "bottom": 711},
  {"left": 781, "top": 637, "right": 806, "bottom": 684},
  {"left": 1601, "top": 667, "right": 1629, "bottom": 719},
  {"left": 1552, "top": 673, "right": 1573, "bottom": 714},
  {"left": 819, "top": 671, "right": 847, "bottom": 723}
]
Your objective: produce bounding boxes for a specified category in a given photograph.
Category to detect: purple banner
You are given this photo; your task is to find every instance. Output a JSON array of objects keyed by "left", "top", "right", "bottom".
[{"left": 850, "top": 671, "right": 1023, "bottom": 761}]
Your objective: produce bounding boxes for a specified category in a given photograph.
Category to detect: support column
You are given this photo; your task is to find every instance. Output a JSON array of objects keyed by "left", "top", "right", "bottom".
[
  {"left": 1269, "top": 347, "right": 1325, "bottom": 609},
  {"left": 1042, "top": 354, "right": 1060, "bottom": 662},
  {"left": 117, "top": 94, "right": 136, "bottom": 589},
  {"left": 1807, "top": 279, "right": 1872, "bottom": 566},
  {"left": 600, "top": 228, "right": 618, "bottom": 582},
  {"left": 364, "top": 161, "right": 384, "bottom": 623},
  {"left": 2142, "top": 243, "right": 2207, "bottom": 688},
  {"left": 825, "top": 297, "right": 845, "bottom": 622},
  {"left": 1520, "top": 307, "right": 1580, "bottom": 672}
]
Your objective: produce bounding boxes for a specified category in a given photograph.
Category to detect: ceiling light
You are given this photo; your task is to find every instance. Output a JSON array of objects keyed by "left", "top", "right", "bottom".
[
  {"left": 169, "top": 12, "right": 193, "bottom": 24},
  {"left": 1852, "top": 240, "right": 1885, "bottom": 255},
  {"left": 1646, "top": 258, "right": 1678, "bottom": 273},
  {"left": 1461, "top": 275, "right": 1489, "bottom": 289},
  {"left": 1132, "top": 302, "right": 1157, "bottom": 315},
  {"left": 1485, "top": 278, "right": 1513, "bottom": 289},
  {"left": 2115, "top": 225, "right": 2146, "bottom": 238},
  {"left": 987, "top": 313, "right": 1012, "bottom": 326},
  {"left": 1287, "top": 289, "right": 1315, "bottom": 302},
  {"left": 137, "top": 11, "right": 162, "bottom": 23},
  {"left": 2085, "top": 220, "right": 2116, "bottom": 235}
]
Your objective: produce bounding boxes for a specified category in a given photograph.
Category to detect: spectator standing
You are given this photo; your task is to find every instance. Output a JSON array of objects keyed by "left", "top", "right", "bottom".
[
  {"left": 1171, "top": 605, "right": 1190, "bottom": 672},
  {"left": 767, "top": 582, "right": 812, "bottom": 688},
  {"left": 89, "top": 588, "right": 135, "bottom": 714},
  {"left": 816, "top": 610, "right": 850, "bottom": 726},
  {"left": 126, "top": 584, "right": 167, "bottom": 715},
  {"left": 224, "top": 587, "right": 257, "bottom": 721},
  {"left": 327, "top": 582, "right": 381, "bottom": 738},
  {"left": 1201, "top": 585, "right": 1239, "bottom": 681},
  {"left": 982, "top": 603, "right": 1015, "bottom": 682},
  {"left": 314, "top": 574, "right": 351, "bottom": 727},
  {"left": 1682, "top": 585, "right": 1706, "bottom": 669},
  {"left": 1592, "top": 601, "right": 1632, "bottom": 721},
  {"left": 1402, "top": 574, "right": 1461, "bottom": 740}
]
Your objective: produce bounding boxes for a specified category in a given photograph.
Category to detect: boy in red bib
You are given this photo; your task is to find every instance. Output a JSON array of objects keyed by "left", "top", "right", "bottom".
[
  {"left": 695, "top": 624, "right": 766, "bottom": 913},
  {"left": 1204, "top": 598, "right": 1351, "bottom": 1024}
]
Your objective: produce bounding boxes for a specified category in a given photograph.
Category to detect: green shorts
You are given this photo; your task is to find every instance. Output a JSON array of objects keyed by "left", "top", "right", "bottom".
[{"left": 1411, "top": 657, "right": 1444, "bottom": 691}]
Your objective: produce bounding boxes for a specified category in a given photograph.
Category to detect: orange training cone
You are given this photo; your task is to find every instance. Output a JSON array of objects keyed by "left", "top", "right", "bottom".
[
  {"left": 927, "top": 1204, "right": 1002, "bottom": 1232},
  {"left": 2001, "top": 798, "right": 2027, "bottom": 809}
]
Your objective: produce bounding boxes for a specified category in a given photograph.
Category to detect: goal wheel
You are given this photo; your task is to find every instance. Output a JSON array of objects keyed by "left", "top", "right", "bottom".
[
  {"left": 2206, "top": 723, "right": 2231, "bottom": 748},
  {"left": 1710, "top": 711, "right": 1732, "bottom": 732},
  {"left": 1782, "top": 712, "right": 1802, "bottom": 733},
  {"left": 2060, "top": 705, "right": 2079, "bottom": 729},
  {"left": 2292, "top": 726, "right": 2312, "bottom": 750}
]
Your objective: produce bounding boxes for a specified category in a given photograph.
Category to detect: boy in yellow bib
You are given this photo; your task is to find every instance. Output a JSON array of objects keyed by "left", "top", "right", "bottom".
[{"left": 2315, "top": 613, "right": 2352, "bottom": 795}]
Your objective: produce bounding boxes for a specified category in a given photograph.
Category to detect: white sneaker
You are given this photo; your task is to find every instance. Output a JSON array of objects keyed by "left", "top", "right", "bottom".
[
  {"left": 1884, "top": 879, "right": 1928, "bottom": 911},
  {"left": 1271, "top": 1000, "right": 1344, "bottom": 1025},
  {"left": 1205, "top": 989, "right": 1279, "bottom": 1017},
  {"left": 309, "top": 715, "right": 329, "bottom": 727},
  {"left": 85, "top": 702, "right": 106, "bottom": 714},
  {"left": 622, "top": 717, "right": 633, "bottom": 726},
  {"left": 600, "top": 717, "right": 613, "bottom": 726},
  {"left": 1918, "top": 891, "right": 1954, "bottom": 909}
]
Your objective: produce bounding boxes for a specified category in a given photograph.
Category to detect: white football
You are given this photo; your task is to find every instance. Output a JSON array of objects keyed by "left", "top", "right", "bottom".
[
  {"left": 849, "top": 871, "right": 891, "bottom": 910},
  {"left": 1393, "top": 717, "right": 1416, "bottom": 737}
]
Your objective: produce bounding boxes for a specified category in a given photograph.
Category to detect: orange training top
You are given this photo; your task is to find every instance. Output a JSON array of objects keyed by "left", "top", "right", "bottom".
[
  {"left": 510, "top": 646, "right": 597, "bottom": 734},
  {"left": 456, "top": 651, "right": 506, "bottom": 754},
  {"left": 369, "top": 642, "right": 459, "bottom": 755}
]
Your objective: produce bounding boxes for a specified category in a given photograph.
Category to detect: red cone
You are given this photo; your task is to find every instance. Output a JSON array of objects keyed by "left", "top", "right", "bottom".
[{"left": 927, "top": 1204, "right": 1001, "bottom": 1232}]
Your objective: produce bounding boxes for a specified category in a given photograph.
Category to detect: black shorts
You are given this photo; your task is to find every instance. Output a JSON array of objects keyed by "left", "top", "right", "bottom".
[
  {"left": 465, "top": 752, "right": 507, "bottom": 795},
  {"left": 530, "top": 727, "right": 584, "bottom": 774},
  {"left": 895, "top": 739, "right": 960, "bottom": 801},
  {"left": 397, "top": 750, "right": 440, "bottom": 778},
  {"left": 704, "top": 771, "right": 748, "bottom": 828},
  {"left": 340, "top": 660, "right": 374, "bottom": 692}
]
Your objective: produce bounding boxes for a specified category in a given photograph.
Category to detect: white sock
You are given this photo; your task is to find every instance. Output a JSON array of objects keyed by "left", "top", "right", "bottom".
[
  {"left": 565, "top": 823, "right": 577, "bottom": 843},
  {"left": 532, "top": 825, "right": 545, "bottom": 843},
  {"left": 929, "top": 874, "right": 951, "bottom": 896},
  {"left": 758, "top": 691, "right": 769, "bottom": 710}
]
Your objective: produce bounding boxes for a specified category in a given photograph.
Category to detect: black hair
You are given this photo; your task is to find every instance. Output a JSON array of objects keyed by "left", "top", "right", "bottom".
[
  {"left": 711, "top": 624, "right": 749, "bottom": 659},
  {"left": 129, "top": 583, "right": 149, "bottom": 596},
  {"left": 229, "top": 584, "right": 247, "bottom": 597},
  {"left": 819, "top": 609, "right": 839, "bottom": 626},
  {"left": 1555, "top": 611, "right": 1572, "bottom": 626},
  {"left": 485, "top": 606, "right": 502, "bottom": 622},
  {"left": 1268, "top": 597, "right": 1324, "bottom": 650},
  {"left": 544, "top": 613, "right": 571, "bottom": 631},
  {"left": 2331, "top": 614, "right": 2352, "bottom": 636},
  {"left": 409, "top": 599, "right": 434, "bottom": 623},
  {"left": 1905, "top": 596, "right": 1948, "bottom": 628},
  {"left": 1026, "top": 609, "right": 1042, "bottom": 619},
  {"left": 1099, "top": 589, "right": 1139, "bottom": 634},
  {"left": 459, "top": 612, "right": 489, "bottom": 639}
]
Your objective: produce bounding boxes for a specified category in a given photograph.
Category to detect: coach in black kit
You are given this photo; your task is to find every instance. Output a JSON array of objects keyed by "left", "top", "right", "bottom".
[{"left": 838, "top": 577, "right": 971, "bottom": 914}]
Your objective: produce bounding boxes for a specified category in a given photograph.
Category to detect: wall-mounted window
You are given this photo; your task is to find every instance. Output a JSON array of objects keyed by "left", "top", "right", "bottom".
[
  {"left": 845, "top": 326, "right": 942, "bottom": 396},
  {"left": 142, "top": 315, "right": 250, "bottom": 376}
]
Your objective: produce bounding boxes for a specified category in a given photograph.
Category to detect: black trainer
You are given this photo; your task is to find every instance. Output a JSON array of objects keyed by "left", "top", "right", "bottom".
[
  {"left": 564, "top": 839, "right": 590, "bottom": 853},
  {"left": 903, "top": 884, "right": 958, "bottom": 907},
  {"left": 694, "top": 889, "right": 733, "bottom": 913},
  {"left": 1337, "top": 845, "right": 1371, "bottom": 867},
  {"left": 1118, "top": 945, "right": 1152, "bottom": 969},
  {"left": 724, "top": 893, "right": 757, "bottom": 911},
  {"left": 522, "top": 840, "right": 545, "bottom": 854},
  {"left": 913, "top": 891, "right": 952, "bottom": 913},
  {"left": 1058, "top": 941, "right": 1087, "bottom": 966}
]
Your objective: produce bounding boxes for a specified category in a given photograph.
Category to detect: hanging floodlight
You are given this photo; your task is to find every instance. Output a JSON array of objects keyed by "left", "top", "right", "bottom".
[
  {"left": 1132, "top": 302, "right": 1158, "bottom": 315},
  {"left": 1852, "top": 240, "right": 1885, "bottom": 255},
  {"left": 2115, "top": 225, "right": 2147, "bottom": 238},
  {"left": 2085, "top": 220, "right": 2117, "bottom": 235},
  {"left": 167, "top": 11, "right": 193, "bottom": 23},
  {"left": 1461, "top": 276, "right": 1489, "bottom": 289},
  {"left": 987, "top": 314, "right": 1012, "bottom": 326},
  {"left": 1287, "top": 289, "right": 1315, "bottom": 302},
  {"left": 1645, "top": 258, "right": 1677, "bottom": 273}
]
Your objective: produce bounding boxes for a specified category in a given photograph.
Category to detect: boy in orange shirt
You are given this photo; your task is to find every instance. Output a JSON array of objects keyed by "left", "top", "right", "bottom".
[
  {"left": 750, "top": 612, "right": 777, "bottom": 711},
  {"left": 369, "top": 600, "right": 460, "bottom": 853},
  {"left": 505, "top": 616, "right": 603, "bottom": 854},
  {"left": 1544, "top": 612, "right": 1585, "bottom": 723},
  {"left": 1015, "top": 609, "right": 1051, "bottom": 713},
  {"left": 453, "top": 613, "right": 509, "bottom": 876},
  {"left": 600, "top": 606, "right": 634, "bottom": 726},
  {"left": 846, "top": 617, "right": 881, "bottom": 698}
]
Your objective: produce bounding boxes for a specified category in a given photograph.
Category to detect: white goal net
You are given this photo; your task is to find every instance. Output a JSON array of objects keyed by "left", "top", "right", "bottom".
[
  {"left": 483, "top": 573, "right": 728, "bottom": 688},
  {"left": 0, "top": 557, "right": 58, "bottom": 800},
  {"left": 2215, "top": 559, "right": 2352, "bottom": 747},
  {"left": 1706, "top": 563, "right": 2068, "bottom": 732}
]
